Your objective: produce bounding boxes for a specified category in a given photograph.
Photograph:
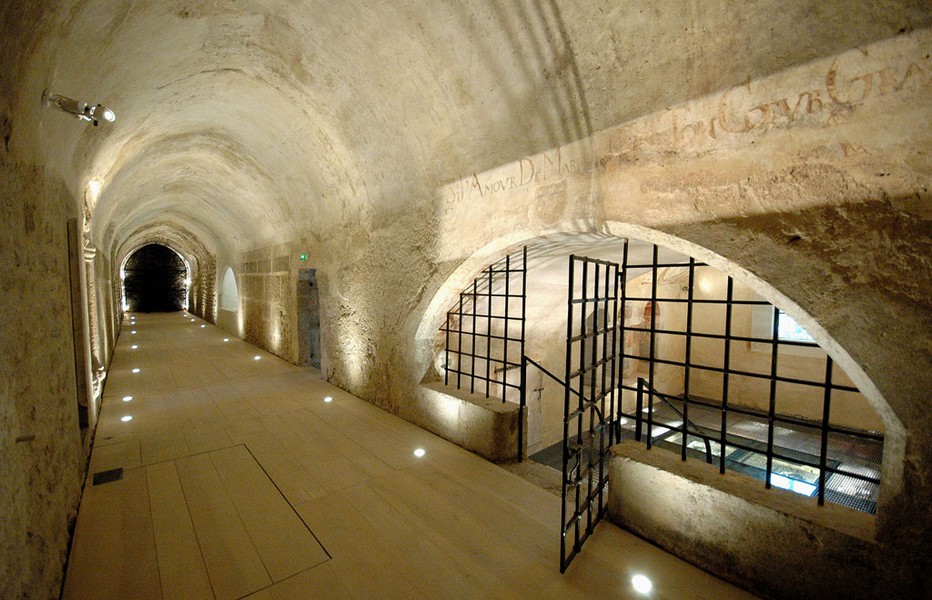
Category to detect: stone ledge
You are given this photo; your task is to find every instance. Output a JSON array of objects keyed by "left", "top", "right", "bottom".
[
  {"left": 610, "top": 441, "right": 875, "bottom": 541},
  {"left": 410, "top": 382, "right": 523, "bottom": 462},
  {"left": 607, "top": 440, "right": 883, "bottom": 599}
]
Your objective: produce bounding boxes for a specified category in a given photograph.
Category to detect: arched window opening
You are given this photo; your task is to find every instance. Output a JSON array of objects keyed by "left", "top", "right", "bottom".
[
  {"left": 430, "top": 235, "right": 885, "bottom": 516},
  {"left": 220, "top": 266, "right": 239, "bottom": 312},
  {"left": 121, "top": 244, "right": 189, "bottom": 312}
]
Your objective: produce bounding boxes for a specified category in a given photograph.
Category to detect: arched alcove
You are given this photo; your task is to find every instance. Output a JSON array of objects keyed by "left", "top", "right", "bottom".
[
  {"left": 219, "top": 266, "right": 240, "bottom": 312},
  {"left": 121, "top": 244, "right": 189, "bottom": 312}
]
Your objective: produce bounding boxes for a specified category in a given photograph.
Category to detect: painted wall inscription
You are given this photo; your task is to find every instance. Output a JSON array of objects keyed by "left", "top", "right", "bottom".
[{"left": 441, "top": 32, "right": 930, "bottom": 215}]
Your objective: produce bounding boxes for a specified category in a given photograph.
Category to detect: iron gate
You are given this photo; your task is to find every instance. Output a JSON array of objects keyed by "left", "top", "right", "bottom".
[{"left": 560, "top": 251, "right": 623, "bottom": 572}]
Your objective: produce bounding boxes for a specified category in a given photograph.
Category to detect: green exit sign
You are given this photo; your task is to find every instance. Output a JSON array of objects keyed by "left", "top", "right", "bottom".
[{"left": 299, "top": 252, "right": 308, "bottom": 261}]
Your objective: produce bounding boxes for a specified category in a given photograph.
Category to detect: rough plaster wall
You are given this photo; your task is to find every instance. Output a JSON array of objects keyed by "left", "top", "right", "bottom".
[
  {"left": 107, "top": 252, "right": 123, "bottom": 348},
  {"left": 327, "top": 204, "right": 441, "bottom": 411},
  {"left": 0, "top": 162, "right": 85, "bottom": 600},
  {"left": 0, "top": 7, "right": 100, "bottom": 596}
]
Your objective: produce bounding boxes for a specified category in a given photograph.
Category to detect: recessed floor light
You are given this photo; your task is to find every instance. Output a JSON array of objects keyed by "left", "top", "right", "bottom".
[
  {"left": 121, "top": 415, "right": 133, "bottom": 422},
  {"left": 223, "top": 338, "right": 229, "bottom": 342},
  {"left": 253, "top": 355, "right": 261, "bottom": 361},
  {"left": 190, "top": 319, "right": 195, "bottom": 322},
  {"left": 131, "top": 368, "right": 140, "bottom": 373},
  {"left": 122, "top": 395, "right": 133, "bottom": 402},
  {"left": 131, "top": 344, "right": 138, "bottom": 350},
  {"left": 200, "top": 324, "right": 205, "bottom": 328},
  {"left": 324, "top": 396, "right": 333, "bottom": 403},
  {"left": 131, "top": 330, "right": 137, "bottom": 334},
  {"left": 632, "top": 575, "right": 652, "bottom": 595},
  {"left": 413, "top": 448, "right": 426, "bottom": 458}
]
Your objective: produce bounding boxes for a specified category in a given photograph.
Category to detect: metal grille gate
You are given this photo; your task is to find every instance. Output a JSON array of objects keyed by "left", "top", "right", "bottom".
[{"left": 560, "top": 252, "right": 623, "bottom": 572}]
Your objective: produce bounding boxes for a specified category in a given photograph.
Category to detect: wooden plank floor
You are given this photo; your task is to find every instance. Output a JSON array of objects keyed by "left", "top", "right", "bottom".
[{"left": 63, "top": 312, "right": 757, "bottom": 599}]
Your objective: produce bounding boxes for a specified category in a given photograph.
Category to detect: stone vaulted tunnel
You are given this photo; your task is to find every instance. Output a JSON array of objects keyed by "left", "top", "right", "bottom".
[{"left": 0, "top": 2, "right": 929, "bottom": 599}]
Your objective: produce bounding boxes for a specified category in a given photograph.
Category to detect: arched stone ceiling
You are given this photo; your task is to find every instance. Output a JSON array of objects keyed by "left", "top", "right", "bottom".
[{"left": 5, "top": 1, "right": 928, "bottom": 260}]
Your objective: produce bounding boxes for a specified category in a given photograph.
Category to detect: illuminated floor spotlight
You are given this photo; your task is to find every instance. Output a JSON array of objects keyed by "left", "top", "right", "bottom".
[
  {"left": 223, "top": 338, "right": 230, "bottom": 342},
  {"left": 324, "top": 396, "right": 333, "bottom": 403},
  {"left": 120, "top": 415, "right": 133, "bottom": 422},
  {"left": 413, "top": 448, "right": 426, "bottom": 458},
  {"left": 200, "top": 324, "right": 206, "bottom": 328},
  {"left": 131, "top": 330, "right": 137, "bottom": 334},
  {"left": 131, "top": 344, "right": 138, "bottom": 350},
  {"left": 131, "top": 368, "right": 140, "bottom": 373},
  {"left": 631, "top": 575, "right": 653, "bottom": 595},
  {"left": 122, "top": 396, "right": 133, "bottom": 402},
  {"left": 253, "top": 355, "right": 261, "bottom": 361}
]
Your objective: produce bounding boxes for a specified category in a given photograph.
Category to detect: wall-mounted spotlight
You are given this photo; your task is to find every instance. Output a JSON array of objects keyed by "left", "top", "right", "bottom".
[{"left": 42, "top": 90, "right": 115, "bottom": 126}]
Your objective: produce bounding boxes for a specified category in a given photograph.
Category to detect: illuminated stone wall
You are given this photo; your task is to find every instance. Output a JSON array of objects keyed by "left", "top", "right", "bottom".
[
  {"left": 239, "top": 244, "right": 297, "bottom": 360},
  {"left": 0, "top": 163, "right": 85, "bottom": 599}
]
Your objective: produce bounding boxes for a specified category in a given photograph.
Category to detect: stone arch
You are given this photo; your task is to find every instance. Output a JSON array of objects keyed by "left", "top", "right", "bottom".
[
  {"left": 120, "top": 243, "right": 190, "bottom": 312},
  {"left": 113, "top": 223, "right": 217, "bottom": 320},
  {"left": 415, "top": 225, "right": 903, "bottom": 520}
]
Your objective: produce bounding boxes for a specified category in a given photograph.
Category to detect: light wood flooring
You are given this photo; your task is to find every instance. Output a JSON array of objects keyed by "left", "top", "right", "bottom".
[{"left": 62, "top": 312, "right": 756, "bottom": 599}]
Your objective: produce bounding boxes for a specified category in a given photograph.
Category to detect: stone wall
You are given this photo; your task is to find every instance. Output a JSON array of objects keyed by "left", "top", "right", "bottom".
[
  {"left": 239, "top": 244, "right": 297, "bottom": 361},
  {"left": 192, "top": 252, "right": 217, "bottom": 321},
  {"left": 0, "top": 162, "right": 86, "bottom": 599}
]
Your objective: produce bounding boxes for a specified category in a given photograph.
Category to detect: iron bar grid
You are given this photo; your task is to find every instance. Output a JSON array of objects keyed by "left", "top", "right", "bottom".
[
  {"left": 618, "top": 244, "right": 883, "bottom": 514},
  {"left": 618, "top": 388, "right": 882, "bottom": 441},
  {"left": 441, "top": 247, "right": 528, "bottom": 409},
  {"left": 617, "top": 354, "right": 860, "bottom": 393},
  {"left": 631, "top": 381, "right": 881, "bottom": 486}
]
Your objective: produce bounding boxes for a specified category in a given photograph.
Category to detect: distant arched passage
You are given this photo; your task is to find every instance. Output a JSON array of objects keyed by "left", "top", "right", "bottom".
[{"left": 122, "top": 244, "right": 189, "bottom": 312}]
